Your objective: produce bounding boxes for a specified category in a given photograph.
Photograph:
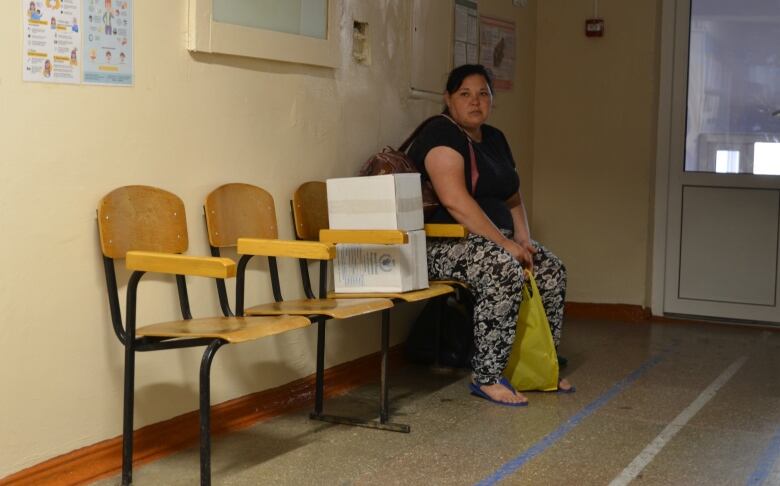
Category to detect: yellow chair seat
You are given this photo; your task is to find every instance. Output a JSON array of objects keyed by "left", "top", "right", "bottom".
[
  {"left": 245, "top": 297, "right": 393, "bottom": 319},
  {"left": 137, "top": 315, "right": 311, "bottom": 343},
  {"left": 328, "top": 283, "right": 455, "bottom": 302},
  {"left": 430, "top": 279, "right": 469, "bottom": 289}
]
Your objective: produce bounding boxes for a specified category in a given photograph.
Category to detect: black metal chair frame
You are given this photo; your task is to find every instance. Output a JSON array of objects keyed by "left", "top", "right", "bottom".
[
  {"left": 101, "top": 255, "right": 225, "bottom": 486},
  {"left": 208, "top": 242, "right": 406, "bottom": 433},
  {"left": 285, "top": 197, "right": 410, "bottom": 431},
  {"left": 282, "top": 196, "right": 461, "bottom": 432}
]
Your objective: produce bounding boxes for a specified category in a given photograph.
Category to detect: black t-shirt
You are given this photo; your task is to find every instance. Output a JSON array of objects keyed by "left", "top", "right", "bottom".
[{"left": 407, "top": 116, "right": 520, "bottom": 231}]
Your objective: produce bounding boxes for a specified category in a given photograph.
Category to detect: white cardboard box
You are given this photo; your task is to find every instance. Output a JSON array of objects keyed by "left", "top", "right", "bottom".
[
  {"left": 334, "top": 229, "right": 428, "bottom": 293},
  {"left": 326, "top": 174, "right": 424, "bottom": 231}
]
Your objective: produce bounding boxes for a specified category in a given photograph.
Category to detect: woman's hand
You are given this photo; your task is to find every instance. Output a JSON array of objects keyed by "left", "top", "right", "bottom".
[
  {"left": 501, "top": 238, "right": 534, "bottom": 272},
  {"left": 514, "top": 238, "right": 537, "bottom": 257}
]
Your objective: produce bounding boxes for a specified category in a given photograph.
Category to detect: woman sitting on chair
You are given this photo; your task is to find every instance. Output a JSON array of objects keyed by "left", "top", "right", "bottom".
[{"left": 408, "top": 64, "right": 573, "bottom": 406}]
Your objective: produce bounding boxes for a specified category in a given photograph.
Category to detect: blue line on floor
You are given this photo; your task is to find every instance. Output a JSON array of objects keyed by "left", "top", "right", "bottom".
[
  {"left": 475, "top": 351, "right": 669, "bottom": 486},
  {"left": 746, "top": 426, "right": 780, "bottom": 485}
]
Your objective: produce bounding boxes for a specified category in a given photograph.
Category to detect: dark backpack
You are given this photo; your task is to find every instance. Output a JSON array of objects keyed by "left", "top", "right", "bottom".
[
  {"left": 358, "top": 115, "right": 442, "bottom": 217},
  {"left": 358, "top": 114, "right": 478, "bottom": 218},
  {"left": 406, "top": 292, "right": 475, "bottom": 368}
]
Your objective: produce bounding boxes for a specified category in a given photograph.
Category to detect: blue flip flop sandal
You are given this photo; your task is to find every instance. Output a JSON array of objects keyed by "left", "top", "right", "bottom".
[{"left": 468, "top": 377, "right": 529, "bottom": 407}]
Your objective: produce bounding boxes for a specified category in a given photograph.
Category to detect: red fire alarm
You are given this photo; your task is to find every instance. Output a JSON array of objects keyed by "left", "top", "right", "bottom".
[{"left": 585, "top": 18, "right": 605, "bottom": 37}]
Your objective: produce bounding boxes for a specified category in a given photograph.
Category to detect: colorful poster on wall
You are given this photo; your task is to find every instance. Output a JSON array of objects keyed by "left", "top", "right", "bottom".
[
  {"left": 479, "top": 16, "right": 515, "bottom": 91},
  {"left": 23, "top": 0, "right": 82, "bottom": 84},
  {"left": 82, "top": 0, "right": 133, "bottom": 85}
]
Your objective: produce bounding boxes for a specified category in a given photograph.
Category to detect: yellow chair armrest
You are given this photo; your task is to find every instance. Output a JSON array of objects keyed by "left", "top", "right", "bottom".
[
  {"left": 237, "top": 238, "right": 336, "bottom": 260},
  {"left": 424, "top": 224, "right": 468, "bottom": 238},
  {"left": 319, "top": 229, "right": 408, "bottom": 245},
  {"left": 126, "top": 251, "right": 236, "bottom": 278}
]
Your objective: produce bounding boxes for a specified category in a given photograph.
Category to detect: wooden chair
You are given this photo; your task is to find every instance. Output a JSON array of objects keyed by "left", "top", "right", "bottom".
[
  {"left": 98, "top": 185, "right": 311, "bottom": 486},
  {"left": 290, "top": 182, "right": 463, "bottom": 406},
  {"left": 203, "top": 183, "right": 403, "bottom": 430}
]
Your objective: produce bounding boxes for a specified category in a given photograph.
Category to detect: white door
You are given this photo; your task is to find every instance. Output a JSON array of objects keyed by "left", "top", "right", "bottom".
[{"left": 660, "top": 0, "right": 780, "bottom": 325}]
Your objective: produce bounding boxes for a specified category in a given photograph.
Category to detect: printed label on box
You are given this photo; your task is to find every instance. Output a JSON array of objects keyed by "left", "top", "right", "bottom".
[{"left": 334, "top": 229, "right": 428, "bottom": 293}]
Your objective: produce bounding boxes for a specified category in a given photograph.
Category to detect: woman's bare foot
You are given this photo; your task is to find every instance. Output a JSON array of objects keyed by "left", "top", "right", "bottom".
[
  {"left": 558, "top": 378, "right": 575, "bottom": 392},
  {"left": 479, "top": 382, "right": 528, "bottom": 405}
]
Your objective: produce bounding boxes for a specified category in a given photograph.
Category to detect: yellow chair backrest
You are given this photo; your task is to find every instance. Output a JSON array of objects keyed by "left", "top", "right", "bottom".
[
  {"left": 98, "top": 185, "right": 188, "bottom": 259},
  {"left": 292, "top": 181, "right": 329, "bottom": 241},
  {"left": 204, "top": 183, "right": 278, "bottom": 248}
]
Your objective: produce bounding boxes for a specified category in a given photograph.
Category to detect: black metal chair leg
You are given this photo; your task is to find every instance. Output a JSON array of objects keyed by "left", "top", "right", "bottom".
[
  {"left": 121, "top": 340, "right": 135, "bottom": 486},
  {"left": 312, "top": 317, "right": 327, "bottom": 416},
  {"left": 433, "top": 296, "right": 443, "bottom": 368},
  {"left": 379, "top": 309, "right": 390, "bottom": 423},
  {"left": 309, "top": 312, "right": 408, "bottom": 433},
  {"left": 199, "top": 340, "right": 224, "bottom": 486}
]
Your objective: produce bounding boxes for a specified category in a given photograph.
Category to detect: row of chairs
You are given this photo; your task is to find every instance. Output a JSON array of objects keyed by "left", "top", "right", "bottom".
[{"left": 97, "top": 181, "right": 465, "bottom": 485}]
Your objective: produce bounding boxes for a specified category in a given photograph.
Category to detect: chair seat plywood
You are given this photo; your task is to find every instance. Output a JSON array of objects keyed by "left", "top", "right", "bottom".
[
  {"left": 137, "top": 315, "right": 311, "bottom": 343},
  {"left": 430, "top": 279, "right": 469, "bottom": 289},
  {"left": 328, "top": 283, "right": 455, "bottom": 302},
  {"left": 245, "top": 298, "right": 393, "bottom": 319}
]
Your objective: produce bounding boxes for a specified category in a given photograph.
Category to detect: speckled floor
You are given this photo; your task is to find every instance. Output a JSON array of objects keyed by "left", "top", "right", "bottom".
[{"left": 94, "top": 318, "right": 780, "bottom": 486}]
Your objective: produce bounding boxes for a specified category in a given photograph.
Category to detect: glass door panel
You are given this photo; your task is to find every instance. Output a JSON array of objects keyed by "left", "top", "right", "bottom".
[
  {"left": 660, "top": 0, "right": 780, "bottom": 325},
  {"left": 685, "top": 0, "right": 780, "bottom": 175}
]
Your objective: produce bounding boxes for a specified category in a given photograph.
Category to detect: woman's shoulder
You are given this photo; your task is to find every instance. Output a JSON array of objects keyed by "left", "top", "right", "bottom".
[
  {"left": 481, "top": 123, "right": 507, "bottom": 140},
  {"left": 415, "top": 115, "right": 468, "bottom": 150},
  {"left": 407, "top": 115, "right": 468, "bottom": 166},
  {"left": 418, "top": 115, "right": 462, "bottom": 138},
  {"left": 481, "top": 124, "right": 512, "bottom": 148}
]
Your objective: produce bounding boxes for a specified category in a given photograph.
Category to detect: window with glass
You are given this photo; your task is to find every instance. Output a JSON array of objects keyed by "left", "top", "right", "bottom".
[
  {"left": 212, "top": 0, "right": 328, "bottom": 40},
  {"left": 188, "top": 0, "right": 338, "bottom": 68}
]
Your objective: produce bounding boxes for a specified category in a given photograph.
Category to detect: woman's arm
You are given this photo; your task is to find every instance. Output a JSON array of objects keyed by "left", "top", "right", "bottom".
[
  {"left": 506, "top": 192, "right": 534, "bottom": 247},
  {"left": 425, "top": 146, "right": 533, "bottom": 268},
  {"left": 507, "top": 192, "right": 536, "bottom": 272}
]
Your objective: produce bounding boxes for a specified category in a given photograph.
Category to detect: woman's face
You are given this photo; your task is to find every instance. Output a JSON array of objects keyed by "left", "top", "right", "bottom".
[{"left": 444, "top": 74, "right": 493, "bottom": 130}]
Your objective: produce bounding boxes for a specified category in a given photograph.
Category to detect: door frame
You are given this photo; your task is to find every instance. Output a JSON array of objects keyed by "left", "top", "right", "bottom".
[
  {"left": 650, "top": 0, "right": 680, "bottom": 316},
  {"left": 651, "top": 0, "right": 780, "bottom": 322}
]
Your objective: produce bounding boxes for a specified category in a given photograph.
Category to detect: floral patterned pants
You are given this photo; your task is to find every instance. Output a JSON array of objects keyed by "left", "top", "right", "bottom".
[{"left": 426, "top": 234, "right": 567, "bottom": 386}]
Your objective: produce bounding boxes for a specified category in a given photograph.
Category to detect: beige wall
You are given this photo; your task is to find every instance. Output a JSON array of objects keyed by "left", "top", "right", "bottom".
[
  {"left": 0, "top": 0, "right": 537, "bottom": 477},
  {"left": 482, "top": 1, "right": 538, "bottom": 210},
  {"left": 532, "top": 0, "right": 661, "bottom": 305}
]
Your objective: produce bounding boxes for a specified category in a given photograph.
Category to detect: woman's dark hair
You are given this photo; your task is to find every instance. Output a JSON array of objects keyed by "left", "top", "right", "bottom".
[{"left": 444, "top": 64, "right": 494, "bottom": 95}]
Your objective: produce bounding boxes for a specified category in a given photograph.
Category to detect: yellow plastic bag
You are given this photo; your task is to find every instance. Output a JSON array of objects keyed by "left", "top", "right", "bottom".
[{"left": 503, "top": 271, "right": 559, "bottom": 391}]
